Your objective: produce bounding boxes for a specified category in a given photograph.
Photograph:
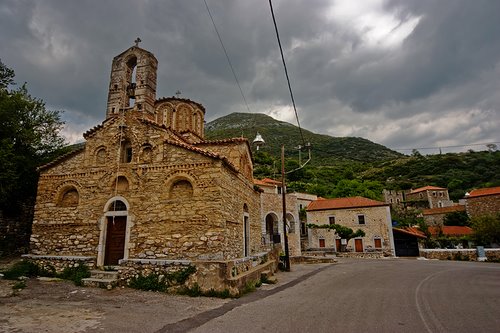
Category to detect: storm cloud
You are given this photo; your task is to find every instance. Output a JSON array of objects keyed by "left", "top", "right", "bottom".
[{"left": 1, "top": 0, "right": 498, "bottom": 153}]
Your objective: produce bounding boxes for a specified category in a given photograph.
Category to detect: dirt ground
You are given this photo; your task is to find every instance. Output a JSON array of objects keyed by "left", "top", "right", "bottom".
[{"left": 0, "top": 277, "right": 229, "bottom": 333}]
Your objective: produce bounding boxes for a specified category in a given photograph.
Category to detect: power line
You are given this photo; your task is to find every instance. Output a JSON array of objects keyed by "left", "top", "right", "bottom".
[
  {"left": 268, "top": 0, "right": 306, "bottom": 147},
  {"left": 393, "top": 141, "right": 500, "bottom": 152},
  {"left": 204, "top": 0, "right": 251, "bottom": 113}
]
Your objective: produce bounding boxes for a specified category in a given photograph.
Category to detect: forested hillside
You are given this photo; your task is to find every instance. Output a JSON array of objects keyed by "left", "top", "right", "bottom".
[{"left": 206, "top": 113, "right": 500, "bottom": 201}]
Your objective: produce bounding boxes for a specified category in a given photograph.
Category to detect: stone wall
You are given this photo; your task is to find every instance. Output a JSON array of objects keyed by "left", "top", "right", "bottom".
[
  {"left": 466, "top": 194, "right": 500, "bottom": 218},
  {"left": 23, "top": 254, "right": 96, "bottom": 273},
  {"left": 419, "top": 248, "right": 500, "bottom": 261}
]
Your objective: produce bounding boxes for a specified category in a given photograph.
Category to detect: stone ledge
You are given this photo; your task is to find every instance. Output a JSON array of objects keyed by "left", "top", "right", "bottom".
[
  {"left": 22, "top": 254, "right": 95, "bottom": 261},
  {"left": 120, "top": 258, "right": 192, "bottom": 266}
]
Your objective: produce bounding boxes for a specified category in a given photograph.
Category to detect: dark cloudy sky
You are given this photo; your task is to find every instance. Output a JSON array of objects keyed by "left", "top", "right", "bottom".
[{"left": 1, "top": 0, "right": 499, "bottom": 154}]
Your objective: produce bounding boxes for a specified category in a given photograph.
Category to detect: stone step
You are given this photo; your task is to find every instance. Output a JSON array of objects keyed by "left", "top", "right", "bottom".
[
  {"left": 82, "top": 277, "right": 118, "bottom": 290},
  {"left": 89, "top": 270, "right": 119, "bottom": 280}
]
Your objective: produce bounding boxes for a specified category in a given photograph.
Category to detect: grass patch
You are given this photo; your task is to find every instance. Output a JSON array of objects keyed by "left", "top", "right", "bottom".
[
  {"left": 128, "top": 265, "right": 197, "bottom": 292},
  {"left": 12, "top": 280, "right": 26, "bottom": 290}
]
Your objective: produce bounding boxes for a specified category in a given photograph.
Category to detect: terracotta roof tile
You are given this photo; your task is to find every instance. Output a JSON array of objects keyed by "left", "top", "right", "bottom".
[
  {"left": 467, "top": 186, "right": 500, "bottom": 198},
  {"left": 422, "top": 205, "right": 466, "bottom": 215},
  {"left": 307, "top": 196, "right": 387, "bottom": 211},
  {"left": 393, "top": 227, "right": 427, "bottom": 238},
  {"left": 411, "top": 186, "right": 447, "bottom": 193},
  {"left": 254, "top": 178, "right": 282, "bottom": 186},
  {"left": 428, "top": 226, "right": 473, "bottom": 236}
]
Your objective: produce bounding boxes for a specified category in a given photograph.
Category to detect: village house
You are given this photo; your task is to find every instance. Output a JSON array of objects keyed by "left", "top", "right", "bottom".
[
  {"left": 306, "top": 196, "right": 395, "bottom": 257},
  {"left": 384, "top": 186, "right": 453, "bottom": 210},
  {"left": 465, "top": 186, "right": 500, "bottom": 218},
  {"left": 25, "top": 44, "right": 280, "bottom": 294},
  {"left": 421, "top": 205, "right": 466, "bottom": 226}
]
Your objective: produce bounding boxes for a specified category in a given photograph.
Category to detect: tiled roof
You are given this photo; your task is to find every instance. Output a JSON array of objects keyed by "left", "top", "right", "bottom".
[
  {"left": 428, "top": 226, "right": 473, "bottom": 236},
  {"left": 411, "top": 186, "right": 447, "bottom": 193},
  {"left": 253, "top": 178, "right": 282, "bottom": 186},
  {"left": 164, "top": 139, "right": 238, "bottom": 173},
  {"left": 393, "top": 227, "right": 427, "bottom": 239},
  {"left": 422, "top": 205, "right": 466, "bottom": 215},
  {"left": 37, "top": 143, "right": 86, "bottom": 171},
  {"left": 467, "top": 186, "right": 500, "bottom": 198},
  {"left": 307, "top": 196, "right": 387, "bottom": 211}
]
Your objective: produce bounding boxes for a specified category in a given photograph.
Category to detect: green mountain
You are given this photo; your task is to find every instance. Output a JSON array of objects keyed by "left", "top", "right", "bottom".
[
  {"left": 205, "top": 113, "right": 500, "bottom": 202},
  {"left": 205, "top": 112, "right": 403, "bottom": 165}
]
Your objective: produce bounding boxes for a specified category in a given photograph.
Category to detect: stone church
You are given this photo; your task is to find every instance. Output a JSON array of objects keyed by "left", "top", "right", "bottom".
[{"left": 28, "top": 45, "right": 278, "bottom": 291}]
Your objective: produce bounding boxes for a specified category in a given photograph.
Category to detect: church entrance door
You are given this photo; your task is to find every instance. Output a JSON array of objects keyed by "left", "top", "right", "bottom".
[{"left": 104, "top": 216, "right": 127, "bottom": 265}]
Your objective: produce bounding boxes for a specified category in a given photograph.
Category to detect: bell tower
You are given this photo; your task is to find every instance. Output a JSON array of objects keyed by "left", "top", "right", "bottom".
[{"left": 106, "top": 39, "right": 158, "bottom": 118}]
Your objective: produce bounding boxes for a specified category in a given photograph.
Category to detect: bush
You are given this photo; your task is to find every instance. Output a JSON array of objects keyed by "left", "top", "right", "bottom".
[
  {"left": 58, "top": 265, "right": 91, "bottom": 286},
  {"left": 128, "top": 273, "right": 167, "bottom": 292},
  {"left": 1, "top": 261, "right": 41, "bottom": 279}
]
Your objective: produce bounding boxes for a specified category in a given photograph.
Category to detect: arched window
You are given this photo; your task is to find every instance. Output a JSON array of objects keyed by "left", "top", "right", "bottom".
[
  {"left": 96, "top": 147, "right": 107, "bottom": 165},
  {"left": 169, "top": 179, "right": 193, "bottom": 199},
  {"left": 114, "top": 176, "right": 129, "bottom": 192},
  {"left": 121, "top": 140, "right": 133, "bottom": 163},
  {"left": 126, "top": 56, "right": 137, "bottom": 107},
  {"left": 108, "top": 200, "right": 127, "bottom": 211},
  {"left": 59, "top": 187, "right": 79, "bottom": 207},
  {"left": 141, "top": 144, "right": 153, "bottom": 163}
]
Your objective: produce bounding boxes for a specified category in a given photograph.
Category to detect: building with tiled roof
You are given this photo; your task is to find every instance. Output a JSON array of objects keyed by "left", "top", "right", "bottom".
[
  {"left": 465, "top": 186, "right": 500, "bottom": 218},
  {"left": 306, "top": 196, "right": 395, "bottom": 256},
  {"left": 422, "top": 205, "right": 466, "bottom": 226},
  {"left": 27, "top": 45, "right": 282, "bottom": 294},
  {"left": 402, "top": 185, "right": 452, "bottom": 209}
]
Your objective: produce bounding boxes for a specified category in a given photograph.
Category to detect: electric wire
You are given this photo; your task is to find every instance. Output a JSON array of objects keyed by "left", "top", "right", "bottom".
[
  {"left": 204, "top": 0, "right": 251, "bottom": 113},
  {"left": 268, "top": 0, "right": 306, "bottom": 147},
  {"left": 393, "top": 141, "right": 500, "bottom": 152}
]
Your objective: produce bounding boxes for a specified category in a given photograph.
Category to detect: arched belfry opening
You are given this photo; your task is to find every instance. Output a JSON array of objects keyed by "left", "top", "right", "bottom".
[{"left": 106, "top": 42, "right": 158, "bottom": 118}]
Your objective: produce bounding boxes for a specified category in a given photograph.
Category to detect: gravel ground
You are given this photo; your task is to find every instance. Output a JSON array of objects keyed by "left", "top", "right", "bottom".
[{"left": 0, "top": 278, "right": 229, "bottom": 333}]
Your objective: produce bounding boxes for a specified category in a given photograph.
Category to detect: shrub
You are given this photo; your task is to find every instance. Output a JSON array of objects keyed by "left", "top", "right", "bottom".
[
  {"left": 58, "top": 265, "right": 91, "bottom": 286},
  {"left": 128, "top": 273, "right": 167, "bottom": 292},
  {"left": 1, "top": 261, "right": 40, "bottom": 280}
]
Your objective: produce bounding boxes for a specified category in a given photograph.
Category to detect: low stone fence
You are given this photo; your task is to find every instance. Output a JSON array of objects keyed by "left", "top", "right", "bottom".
[
  {"left": 119, "top": 250, "right": 278, "bottom": 295},
  {"left": 419, "top": 249, "right": 500, "bottom": 261},
  {"left": 303, "top": 248, "right": 392, "bottom": 259},
  {"left": 22, "top": 254, "right": 96, "bottom": 272}
]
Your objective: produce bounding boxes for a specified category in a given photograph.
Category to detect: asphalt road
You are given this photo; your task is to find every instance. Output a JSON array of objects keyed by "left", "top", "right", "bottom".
[{"left": 182, "top": 259, "right": 500, "bottom": 333}]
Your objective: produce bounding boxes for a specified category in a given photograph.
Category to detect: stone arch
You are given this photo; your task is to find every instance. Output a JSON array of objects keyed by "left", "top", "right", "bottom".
[
  {"left": 169, "top": 178, "right": 194, "bottom": 199},
  {"left": 164, "top": 171, "right": 198, "bottom": 198},
  {"left": 120, "top": 139, "right": 133, "bottom": 163},
  {"left": 286, "top": 212, "right": 296, "bottom": 234},
  {"left": 57, "top": 186, "right": 80, "bottom": 207},
  {"left": 98, "top": 196, "right": 132, "bottom": 266},
  {"left": 140, "top": 143, "right": 153, "bottom": 163},
  {"left": 265, "top": 212, "right": 279, "bottom": 244},
  {"left": 114, "top": 176, "right": 129, "bottom": 192},
  {"left": 95, "top": 146, "right": 107, "bottom": 165}
]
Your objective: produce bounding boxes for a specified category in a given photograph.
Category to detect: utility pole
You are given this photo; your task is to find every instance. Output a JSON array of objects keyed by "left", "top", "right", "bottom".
[{"left": 281, "top": 144, "right": 291, "bottom": 271}]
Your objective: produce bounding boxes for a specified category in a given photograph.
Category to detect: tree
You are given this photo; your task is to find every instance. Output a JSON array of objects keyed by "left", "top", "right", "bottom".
[
  {"left": 443, "top": 211, "right": 470, "bottom": 226},
  {"left": 330, "top": 224, "right": 365, "bottom": 252},
  {"left": 0, "top": 59, "right": 66, "bottom": 214},
  {"left": 471, "top": 214, "right": 500, "bottom": 246}
]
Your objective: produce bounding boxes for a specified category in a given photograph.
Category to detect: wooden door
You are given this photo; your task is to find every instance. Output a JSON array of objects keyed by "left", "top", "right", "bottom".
[
  {"left": 374, "top": 238, "right": 382, "bottom": 249},
  {"left": 335, "top": 239, "right": 341, "bottom": 252},
  {"left": 104, "top": 216, "right": 126, "bottom": 265},
  {"left": 319, "top": 239, "right": 325, "bottom": 248},
  {"left": 355, "top": 239, "right": 363, "bottom": 252},
  {"left": 244, "top": 216, "right": 250, "bottom": 257}
]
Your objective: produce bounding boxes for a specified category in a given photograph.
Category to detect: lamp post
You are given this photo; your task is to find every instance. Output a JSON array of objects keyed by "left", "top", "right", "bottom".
[{"left": 281, "top": 144, "right": 291, "bottom": 271}]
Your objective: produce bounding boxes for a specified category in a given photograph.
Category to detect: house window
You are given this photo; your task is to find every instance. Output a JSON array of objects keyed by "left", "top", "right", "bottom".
[
  {"left": 357, "top": 215, "right": 365, "bottom": 225},
  {"left": 433, "top": 191, "right": 436, "bottom": 197},
  {"left": 439, "top": 192, "right": 443, "bottom": 197},
  {"left": 277, "top": 186, "right": 282, "bottom": 194},
  {"left": 374, "top": 238, "right": 382, "bottom": 248},
  {"left": 328, "top": 216, "right": 336, "bottom": 225}
]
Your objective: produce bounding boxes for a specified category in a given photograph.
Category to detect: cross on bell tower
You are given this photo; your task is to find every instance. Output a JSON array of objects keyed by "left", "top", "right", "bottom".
[{"left": 134, "top": 37, "right": 142, "bottom": 47}]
